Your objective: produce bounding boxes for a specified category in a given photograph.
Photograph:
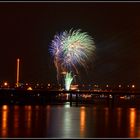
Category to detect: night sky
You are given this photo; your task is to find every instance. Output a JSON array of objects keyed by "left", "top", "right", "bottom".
[{"left": 0, "top": 2, "right": 140, "bottom": 86}]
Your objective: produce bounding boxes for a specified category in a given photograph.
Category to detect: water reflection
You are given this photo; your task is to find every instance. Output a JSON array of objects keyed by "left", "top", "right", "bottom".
[
  {"left": 80, "top": 107, "right": 86, "bottom": 137},
  {"left": 137, "top": 110, "right": 140, "bottom": 137},
  {"left": 25, "top": 106, "right": 32, "bottom": 135},
  {"left": 104, "top": 107, "right": 109, "bottom": 128},
  {"left": 1, "top": 105, "right": 140, "bottom": 138},
  {"left": 117, "top": 108, "right": 122, "bottom": 129},
  {"left": 13, "top": 106, "right": 19, "bottom": 128},
  {"left": 92, "top": 106, "right": 97, "bottom": 137},
  {"left": 13, "top": 106, "right": 19, "bottom": 136},
  {"left": 62, "top": 107, "right": 72, "bottom": 137},
  {"left": 1, "top": 105, "right": 9, "bottom": 137},
  {"left": 129, "top": 108, "right": 136, "bottom": 138},
  {"left": 46, "top": 105, "right": 51, "bottom": 131},
  {"left": 64, "top": 102, "right": 71, "bottom": 108},
  {"left": 35, "top": 105, "right": 39, "bottom": 122}
]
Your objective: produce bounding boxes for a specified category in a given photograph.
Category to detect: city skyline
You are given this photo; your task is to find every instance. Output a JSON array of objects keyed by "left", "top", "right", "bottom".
[{"left": 0, "top": 2, "right": 140, "bottom": 86}]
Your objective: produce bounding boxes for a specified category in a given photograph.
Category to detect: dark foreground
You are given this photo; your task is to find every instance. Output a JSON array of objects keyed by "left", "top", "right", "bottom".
[
  {"left": 0, "top": 89, "right": 140, "bottom": 138},
  {"left": 0, "top": 89, "right": 140, "bottom": 106},
  {"left": 0, "top": 103, "right": 140, "bottom": 138}
]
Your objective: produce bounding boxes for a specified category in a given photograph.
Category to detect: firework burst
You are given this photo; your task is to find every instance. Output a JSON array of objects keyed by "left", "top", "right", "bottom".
[{"left": 49, "top": 29, "right": 96, "bottom": 86}]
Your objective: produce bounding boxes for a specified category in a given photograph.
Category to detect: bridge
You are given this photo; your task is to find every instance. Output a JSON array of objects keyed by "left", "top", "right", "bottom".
[
  {"left": 0, "top": 89, "right": 139, "bottom": 106},
  {"left": 47, "top": 89, "right": 140, "bottom": 95}
]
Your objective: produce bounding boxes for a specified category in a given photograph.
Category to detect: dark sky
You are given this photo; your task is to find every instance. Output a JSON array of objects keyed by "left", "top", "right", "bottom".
[{"left": 0, "top": 2, "right": 140, "bottom": 86}]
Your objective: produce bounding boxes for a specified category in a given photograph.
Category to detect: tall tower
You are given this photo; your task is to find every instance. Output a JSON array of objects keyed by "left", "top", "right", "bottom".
[{"left": 16, "top": 58, "right": 20, "bottom": 87}]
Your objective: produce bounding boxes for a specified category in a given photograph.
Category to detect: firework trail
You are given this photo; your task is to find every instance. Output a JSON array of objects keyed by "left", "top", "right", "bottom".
[
  {"left": 49, "top": 29, "right": 96, "bottom": 85},
  {"left": 65, "top": 72, "right": 73, "bottom": 91}
]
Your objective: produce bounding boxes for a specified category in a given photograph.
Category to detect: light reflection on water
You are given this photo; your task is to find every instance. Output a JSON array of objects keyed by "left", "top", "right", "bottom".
[
  {"left": 104, "top": 107, "right": 109, "bottom": 128},
  {"left": 0, "top": 105, "right": 140, "bottom": 138},
  {"left": 25, "top": 105, "right": 32, "bottom": 136},
  {"left": 117, "top": 107, "right": 122, "bottom": 129},
  {"left": 80, "top": 107, "right": 86, "bottom": 137},
  {"left": 1, "top": 105, "right": 8, "bottom": 137},
  {"left": 13, "top": 106, "right": 19, "bottom": 136},
  {"left": 129, "top": 108, "right": 136, "bottom": 138}
]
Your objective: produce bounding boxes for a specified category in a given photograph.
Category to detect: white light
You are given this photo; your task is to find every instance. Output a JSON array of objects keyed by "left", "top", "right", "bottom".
[{"left": 119, "top": 85, "right": 121, "bottom": 88}]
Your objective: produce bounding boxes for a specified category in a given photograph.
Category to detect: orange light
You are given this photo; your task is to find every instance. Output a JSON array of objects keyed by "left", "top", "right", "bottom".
[
  {"left": 27, "top": 87, "right": 33, "bottom": 90},
  {"left": 4, "top": 82, "right": 8, "bottom": 86},
  {"left": 2, "top": 105, "right": 8, "bottom": 110},
  {"left": 80, "top": 107, "right": 86, "bottom": 137},
  {"left": 61, "top": 71, "right": 67, "bottom": 75},
  {"left": 129, "top": 108, "right": 136, "bottom": 137},
  {"left": 2, "top": 105, "right": 8, "bottom": 137},
  {"left": 16, "top": 58, "right": 20, "bottom": 87},
  {"left": 120, "top": 96, "right": 125, "bottom": 99},
  {"left": 70, "top": 84, "right": 78, "bottom": 90}
]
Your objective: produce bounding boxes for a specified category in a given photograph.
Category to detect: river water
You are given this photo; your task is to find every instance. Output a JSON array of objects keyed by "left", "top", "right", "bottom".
[{"left": 0, "top": 102, "right": 140, "bottom": 138}]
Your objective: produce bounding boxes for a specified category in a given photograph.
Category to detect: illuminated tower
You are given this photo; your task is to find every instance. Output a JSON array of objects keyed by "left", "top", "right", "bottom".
[{"left": 16, "top": 58, "right": 20, "bottom": 87}]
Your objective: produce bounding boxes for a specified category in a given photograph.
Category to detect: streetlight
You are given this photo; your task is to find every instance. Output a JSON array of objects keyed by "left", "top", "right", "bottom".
[
  {"left": 4, "top": 82, "right": 8, "bottom": 86},
  {"left": 119, "top": 85, "right": 121, "bottom": 88}
]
